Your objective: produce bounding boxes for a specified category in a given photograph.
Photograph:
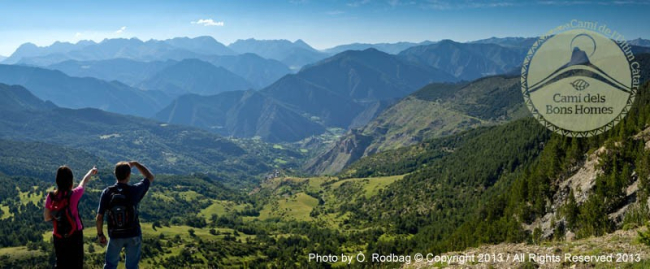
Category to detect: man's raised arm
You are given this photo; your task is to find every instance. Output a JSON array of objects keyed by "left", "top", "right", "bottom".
[{"left": 129, "top": 161, "right": 154, "bottom": 183}]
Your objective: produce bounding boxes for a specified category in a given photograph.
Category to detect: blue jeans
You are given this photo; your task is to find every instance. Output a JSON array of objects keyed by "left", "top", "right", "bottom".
[{"left": 103, "top": 236, "right": 142, "bottom": 269}]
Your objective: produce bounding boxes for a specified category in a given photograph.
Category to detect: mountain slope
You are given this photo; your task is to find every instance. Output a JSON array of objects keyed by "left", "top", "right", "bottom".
[
  {"left": 261, "top": 48, "right": 456, "bottom": 129},
  {"left": 0, "top": 83, "right": 57, "bottom": 112},
  {"left": 0, "top": 83, "right": 272, "bottom": 183},
  {"left": 201, "top": 53, "right": 291, "bottom": 88},
  {"left": 137, "top": 59, "right": 253, "bottom": 96},
  {"left": 47, "top": 58, "right": 175, "bottom": 86},
  {"left": 155, "top": 90, "right": 325, "bottom": 142},
  {"left": 399, "top": 40, "right": 527, "bottom": 80},
  {"left": 0, "top": 64, "right": 169, "bottom": 117},
  {"left": 48, "top": 54, "right": 290, "bottom": 89},
  {"left": 305, "top": 75, "right": 528, "bottom": 174},
  {"left": 0, "top": 138, "right": 110, "bottom": 180},
  {"left": 156, "top": 48, "right": 456, "bottom": 142},
  {"left": 228, "top": 38, "right": 328, "bottom": 69}
]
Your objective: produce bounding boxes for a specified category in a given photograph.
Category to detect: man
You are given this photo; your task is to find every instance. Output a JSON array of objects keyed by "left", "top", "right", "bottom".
[{"left": 97, "top": 161, "right": 154, "bottom": 269}]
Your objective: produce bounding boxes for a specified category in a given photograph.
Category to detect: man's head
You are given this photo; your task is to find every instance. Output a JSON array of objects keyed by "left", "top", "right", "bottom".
[{"left": 115, "top": 161, "right": 131, "bottom": 182}]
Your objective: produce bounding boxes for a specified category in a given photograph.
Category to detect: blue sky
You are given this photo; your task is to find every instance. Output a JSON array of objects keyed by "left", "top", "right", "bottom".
[{"left": 0, "top": 0, "right": 649, "bottom": 56}]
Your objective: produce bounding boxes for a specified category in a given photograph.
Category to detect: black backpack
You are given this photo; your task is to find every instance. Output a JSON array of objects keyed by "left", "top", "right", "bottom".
[
  {"left": 106, "top": 185, "right": 138, "bottom": 237},
  {"left": 49, "top": 191, "right": 78, "bottom": 239}
]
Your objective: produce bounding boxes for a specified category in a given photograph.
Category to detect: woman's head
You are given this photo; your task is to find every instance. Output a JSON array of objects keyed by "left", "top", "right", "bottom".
[{"left": 55, "top": 165, "right": 74, "bottom": 191}]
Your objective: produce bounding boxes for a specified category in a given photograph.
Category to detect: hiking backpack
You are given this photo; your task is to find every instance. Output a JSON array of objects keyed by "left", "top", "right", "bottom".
[
  {"left": 106, "top": 185, "right": 138, "bottom": 236},
  {"left": 49, "top": 191, "right": 78, "bottom": 239}
]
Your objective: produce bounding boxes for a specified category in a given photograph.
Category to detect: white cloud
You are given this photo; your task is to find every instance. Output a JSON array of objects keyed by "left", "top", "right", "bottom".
[
  {"left": 191, "top": 19, "right": 225, "bottom": 27},
  {"left": 348, "top": 0, "right": 371, "bottom": 7},
  {"left": 115, "top": 26, "right": 127, "bottom": 34},
  {"left": 75, "top": 32, "right": 82, "bottom": 38},
  {"left": 422, "top": 0, "right": 517, "bottom": 10},
  {"left": 326, "top": 10, "right": 345, "bottom": 15}
]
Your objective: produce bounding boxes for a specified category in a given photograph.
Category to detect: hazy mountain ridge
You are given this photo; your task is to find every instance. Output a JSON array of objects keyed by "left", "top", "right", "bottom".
[
  {"left": 154, "top": 90, "right": 326, "bottom": 142},
  {"left": 48, "top": 54, "right": 291, "bottom": 89},
  {"left": 2, "top": 40, "right": 96, "bottom": 64},
  {"left": 156, "top": 48, "right": 454, "bottom": 142},
  {"left": 0, "top": 83, "right": 275, "bottom": 181},
  {"left": 323, "top": 41, "right": 435, "bottom": 55},
  {"left": 399, "top": 39, "right": 528, "bottom": 81},
  {"left": 0, "top": 83, "right": 57, "bottom": 112},
  {"left": 5, "top": 36, "right": 232, "bottom": 66},
  {"left": 47, "top": 58, "right": 176, "bottom": 86},
  {"left": 470, "top": 36, "right": 537, "bottom": 48},
  {"left": 136, "top": 59, "right": 253, "bottom": 96},
  {"left": 200, "top": 53, "right": 292, "bottom": 88},
  {"left": 0, "top": 64, "right": 170, "bottom": 117},
  {"left": 228, "top": 38, "right": 329, "bottom": 69},
  {"left": 629, "top": 38, "right": 650, "bottom": 47}
]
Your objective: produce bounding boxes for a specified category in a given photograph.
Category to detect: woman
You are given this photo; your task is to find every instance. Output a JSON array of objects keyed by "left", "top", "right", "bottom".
[{"left": 43, "top": 165, "right": 98, "bottom": 269}]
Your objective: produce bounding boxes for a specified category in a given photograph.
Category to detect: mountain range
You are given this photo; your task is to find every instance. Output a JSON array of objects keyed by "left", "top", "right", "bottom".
[
  {"left": 47, "top": 58, "right": 175, "bottom": 86},
  {"left": 0, "top": 82, "right": 277, "bottom": 183},
  {"left": 136, "top": 59, "right": 253, "bottom": 96},
  {"left": 307, "top": 52, "right": 650, "bottom": 174},
  {"left": 48, "top": 53, "right": 291, "bottom": 89},
  {"left": 155, "top": 48, "right": 456, "bottom": 142},
  {"left": 323, "top": 41, "right": 435, "bottom": 55},
  {"left": 199, "top": 53, "right": 291, "bottom": 88},
  {"left": 228, "top": 38, "right": 328, "bottom": 69},
  {"left": 4, "top": 37, "right": 231, "bottom": 66},
  {"left": 155, "top": 90, "right": 326, "bottom": 142},
  {"left": 305, "top": 75, "right": 528, "bottom": 174},
  {"left": 629, "top": 38, "right": 650, "bottom": 47},
  {"left": 0, "top": 64, "right": 169, "bottom": 117},
  {"left": 3, "top": 36, "right": 649, "bottom": 143},
  {"left": 398, "top": 39, "right": 528, "bottom": 81},
  {"left": 470, "top": 36, "right": 537, "bottom": 48}
]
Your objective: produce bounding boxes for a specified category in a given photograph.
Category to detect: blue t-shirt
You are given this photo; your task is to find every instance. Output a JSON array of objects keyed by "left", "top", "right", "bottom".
[{"left": 98, "top": 178, "right": 151, "bottom": 238}]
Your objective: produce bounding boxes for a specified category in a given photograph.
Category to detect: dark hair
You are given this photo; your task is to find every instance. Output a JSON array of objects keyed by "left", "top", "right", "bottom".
[
  {"left": 55, "top": 166, "right": 74, "bottom": 192},
  {"left": 115, "top": 162, "right": 131, "bottom": 181}
]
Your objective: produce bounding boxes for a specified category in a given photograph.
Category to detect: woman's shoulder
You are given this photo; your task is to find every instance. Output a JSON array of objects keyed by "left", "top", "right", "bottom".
[{"left": 71, "top": 186, "right": 85, "bottom": 199}]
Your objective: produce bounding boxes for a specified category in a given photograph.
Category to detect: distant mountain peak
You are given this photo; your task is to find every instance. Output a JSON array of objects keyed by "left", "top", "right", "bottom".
[
  {"left": 16, "top": 42, "right": 39, "bottom": 49},
  {"left": 99, "top": 37, "right": 143, "bottom": 44},
  {"left": 293, "top": 39, "right": 312, "bottom": 48},
  {"left": 438, "top": 39, "right": 458, "bottom": 44},
  {"left": 0, "top": 83, "right": 57, "bottom": 112}
]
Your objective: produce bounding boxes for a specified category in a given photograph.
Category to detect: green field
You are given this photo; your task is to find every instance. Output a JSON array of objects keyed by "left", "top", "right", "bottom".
[
  {"left": 0, "top": 246, "right": 46, "bottom": 261},
  {"left": 38, "top": 222, "right": 257, "bottom": 269},
  {"left": 3, "top": 174, "right": 407, "bottom": 267},
  {"left": 18, "top": 186, "right": 42, "bottom": 206},
  {"left": 330, "top": 175, "right": 403, "bottom": 198},
  {"left": 252, "top": 175, "right": 403, "bottom": 224},
  {"left": 198, "top": 200, "right": 251, "bottom": 220},
  {"left": 0, "top": 205, "right": 12, "bottom": 220},
  {"left": 258, "top": 192, "right": 319, "bottom": 221}
]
